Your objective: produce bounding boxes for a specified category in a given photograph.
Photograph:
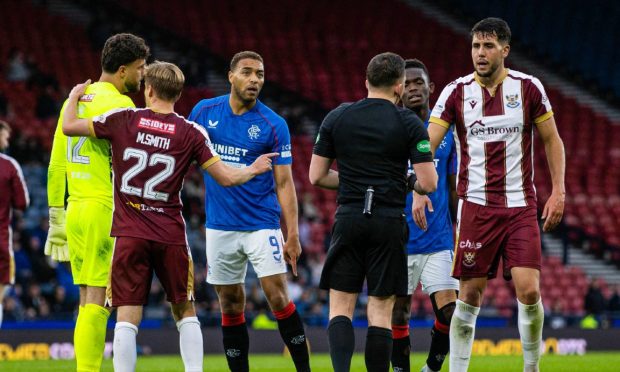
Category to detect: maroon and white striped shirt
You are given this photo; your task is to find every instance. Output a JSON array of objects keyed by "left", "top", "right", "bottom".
[
  {"left": 0, "top": 153, "right": 29, "bottom": 246},
  {"left": 430, "top": 69, "right": 553, "bottom": 208}
]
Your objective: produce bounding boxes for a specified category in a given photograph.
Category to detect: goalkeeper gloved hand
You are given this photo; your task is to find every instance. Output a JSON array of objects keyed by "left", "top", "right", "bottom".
[{"left": 44, "top": 207, "right": 70, "bottom": 262}]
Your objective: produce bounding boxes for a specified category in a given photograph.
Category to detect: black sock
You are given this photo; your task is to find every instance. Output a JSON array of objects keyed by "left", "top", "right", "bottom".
[
  {"left": 426, "top": 326, "right": 449, "bottom": 371},
  {"left": 328, "top": 316, "right": 355, "bottom": 372},
  {"left": 365, "top": 326, "right": 393, "bottom": 372},
  {"left": 277, "top": 310, "right": 311, "bottom": 372},
  {"left": 222, "top": 323, "right": 249, "bottom": 372},
  {"left": 391, "top": 336, "right": 411, "bottom": 372}
]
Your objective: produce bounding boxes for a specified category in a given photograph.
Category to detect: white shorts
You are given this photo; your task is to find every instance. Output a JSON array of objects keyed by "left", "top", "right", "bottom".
[
  {"left": 407, "top": 250, "right": 459, "bottom": 295},
  {"left": 206, "top": 228, "right": 287, "bottom": 285}
]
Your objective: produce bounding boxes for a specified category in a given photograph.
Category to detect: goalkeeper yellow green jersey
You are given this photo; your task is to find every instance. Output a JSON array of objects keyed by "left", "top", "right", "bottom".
[{"left": 47, "top": 82, "right": 135, "bottom": 208}]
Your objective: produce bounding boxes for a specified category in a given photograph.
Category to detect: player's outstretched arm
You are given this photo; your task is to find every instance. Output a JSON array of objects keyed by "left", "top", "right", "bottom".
[
  {"left": 203, "top": 153, "right": 278, "bottom": 186},
  {"left": 309, "top": 154, "right": 339, "bottom": 189},
  {"left": 62, "top": 80, "right": 94, "bottom": 137},
  {"left": 537, "top": 116, "right": 566, "bottom": 232}
]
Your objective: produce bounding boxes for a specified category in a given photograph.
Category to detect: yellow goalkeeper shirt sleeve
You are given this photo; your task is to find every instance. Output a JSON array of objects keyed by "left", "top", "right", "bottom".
[{"left": 47, "top": 82, "right": 135, "bottom": 208}]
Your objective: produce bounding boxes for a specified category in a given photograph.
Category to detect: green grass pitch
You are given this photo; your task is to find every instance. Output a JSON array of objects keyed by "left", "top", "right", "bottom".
[{"left": 2, "top": 352, "right": 620, "bottom": 371}]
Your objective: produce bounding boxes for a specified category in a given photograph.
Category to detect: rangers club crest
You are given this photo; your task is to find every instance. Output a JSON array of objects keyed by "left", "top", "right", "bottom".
[
  {"left": 248, "top": 124, "right": 261, "bottom": 140},
  {"left": 505, "top": 94, "right": 520, "bottom": 108}
]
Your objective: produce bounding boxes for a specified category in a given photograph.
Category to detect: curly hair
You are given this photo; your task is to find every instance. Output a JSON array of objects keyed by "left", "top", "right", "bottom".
[{"left": 101, "top": 33, "right": 150, "bottom": 73}]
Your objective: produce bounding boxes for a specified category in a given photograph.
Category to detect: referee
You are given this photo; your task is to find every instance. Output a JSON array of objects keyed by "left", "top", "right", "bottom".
[{"left": 309, "top": 52, "right": 437, "bottom": 372}]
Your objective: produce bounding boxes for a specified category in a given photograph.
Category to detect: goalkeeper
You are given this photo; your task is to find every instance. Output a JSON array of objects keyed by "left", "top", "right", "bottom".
[{"left": 45, "top": 33, "right": 149, "bottom": 372}]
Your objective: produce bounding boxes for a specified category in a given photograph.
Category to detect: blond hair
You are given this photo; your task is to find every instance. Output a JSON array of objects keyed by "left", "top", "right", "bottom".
[
  {"left": 144, "top": 61, "right": 185, "bottom": 102},
  {"left": 0, "top": 120, "right": 11, "bottom": 132}
]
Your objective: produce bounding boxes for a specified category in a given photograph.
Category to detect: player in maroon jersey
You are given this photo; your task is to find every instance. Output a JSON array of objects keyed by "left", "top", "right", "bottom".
[
  {"left": 428, "top": 18, "right": 565, "bottom": 372},
  {"left": 62, "top": 62, "right": 276, "bottom": 372},
  {"left": 0, "top": 120, "right": 29, "bottom": 329}
]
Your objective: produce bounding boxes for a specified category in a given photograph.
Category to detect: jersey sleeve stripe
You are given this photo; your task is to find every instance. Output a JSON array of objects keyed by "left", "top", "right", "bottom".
[
  {"left": 200, "top": 156, "right": 221, "bottom": 169},
  {"left": 256, "top": 110, "right": 280, "bottom": 150},
  {"left": 534, "top": 110, "right": 554, "bottom": 124},
  {"left": 430, "top": 116, "right": 451, "bottom": 128}
]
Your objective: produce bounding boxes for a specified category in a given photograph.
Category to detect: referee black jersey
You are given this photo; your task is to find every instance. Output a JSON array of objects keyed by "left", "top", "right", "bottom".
[{"left": 313, "top": 98, "right": 432, "bottom": 210}]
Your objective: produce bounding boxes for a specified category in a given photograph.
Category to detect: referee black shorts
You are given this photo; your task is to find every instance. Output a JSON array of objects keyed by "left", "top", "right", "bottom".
[{"left": 319, "top": 206, "right": 409, "bottom": 297}]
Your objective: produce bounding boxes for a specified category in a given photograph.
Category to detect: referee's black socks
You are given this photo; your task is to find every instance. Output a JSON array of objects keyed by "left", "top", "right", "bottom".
[
  {"left": 366, "top": 326, "right": 393, "bottom": 372},
  {"left": 222, "top": 313, "right": 249, "bottom": 372},
  {"left": 328, "top": 315, "right": 355, "bottom": 372},
  {"left": 274, "top": 301, "right": 311, "bottom": 372}
]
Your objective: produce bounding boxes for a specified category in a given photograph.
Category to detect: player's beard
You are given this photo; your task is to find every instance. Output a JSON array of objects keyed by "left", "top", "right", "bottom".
[
  {"left": 233, "top": 84, "right": 258, "bottom": 105},
  {"left": 476, "top": 60, "right": 499, "bottom": 78},
  {"left": 125, "top": 79, "right": 141, "bottom": 94}
]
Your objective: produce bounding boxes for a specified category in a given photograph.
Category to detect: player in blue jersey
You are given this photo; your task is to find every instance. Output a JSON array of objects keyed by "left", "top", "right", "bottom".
[
  {"left": 391, "top": 59, "right": 459, "bottom": 372},
  {"left": 189, "top": 51, "right": 309, "bottom": 372}
]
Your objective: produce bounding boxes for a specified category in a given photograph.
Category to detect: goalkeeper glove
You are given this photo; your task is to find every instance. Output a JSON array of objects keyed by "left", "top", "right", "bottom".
[{"left": 44, "top": 207, "right": 70, "bottom": 262}]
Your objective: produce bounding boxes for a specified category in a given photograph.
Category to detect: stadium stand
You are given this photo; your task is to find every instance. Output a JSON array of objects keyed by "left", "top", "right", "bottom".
[
  {"left": 434, "top": 0, "right": 620, "bottom": 101},
  {"left": 1, "top": 0, "right": 619, "bottom": 329}
]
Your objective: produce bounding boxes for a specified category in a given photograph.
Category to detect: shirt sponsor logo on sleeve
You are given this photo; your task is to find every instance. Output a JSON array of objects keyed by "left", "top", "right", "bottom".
[
  {"left": 417, "top": 140, "right": 431, "bottom": 153},
  {"left": 280, "top": 144, "right": 292, "bottom": 158},
  {"left": 138, "top": 117, "right": 176, "bottom": 134},
  {"left": 79, "top": 94, "right": 95, "bottom": 102}
]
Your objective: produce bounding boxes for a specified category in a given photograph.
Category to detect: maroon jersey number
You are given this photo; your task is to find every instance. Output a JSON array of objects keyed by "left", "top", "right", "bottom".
[{"left": 120, "top": 147, "right": 176, "bottom": 202}]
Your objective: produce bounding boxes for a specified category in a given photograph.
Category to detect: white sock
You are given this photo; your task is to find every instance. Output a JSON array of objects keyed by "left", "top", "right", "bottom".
[
  {"left": 177, "top": 316, "right": 203, "bottom": 372},
  {"left": 518, "top": 298, "right": 544, "bottom": 372},
  {"left": 0, "top": 303, "right": 3, "bottom": 328},
  {"left": 449, "top": 300, "right": 480, "bottom": 372},
  {"left": 113, "top": 322, "right": 138, "bottom": 372}
]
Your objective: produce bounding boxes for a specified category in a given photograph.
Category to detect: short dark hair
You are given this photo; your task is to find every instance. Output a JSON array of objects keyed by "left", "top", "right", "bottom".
[
  {"left": 230, "top": 51, "right": 263, "bottom": 71},
  {"left": 366, "top": 52, "right": 405, "bottom": 88},
  {"left": 470, "top": 17, "right": 511, "bottom": 44},
  {"left": 0, "top": 120, "right": 10, "bottom": 132},
  {"left": 101, "top": 33, "right": 150, "bottom": 74},
  {"left": 405, "top": 58, "right": 430, "bottom": 80},
  {"left": 145, "top": 61, "right": 185, "bottom": 102}
]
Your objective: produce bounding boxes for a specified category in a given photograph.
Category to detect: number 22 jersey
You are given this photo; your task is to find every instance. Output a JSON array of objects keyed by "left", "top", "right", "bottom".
[{"left": 89, "top": 108, "right": 220, "bottom": 245}]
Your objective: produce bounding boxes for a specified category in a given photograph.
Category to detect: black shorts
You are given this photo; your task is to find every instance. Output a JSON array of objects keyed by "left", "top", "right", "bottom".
[{"left": 319, "top": 207, "right": 409, "bottom": 297}]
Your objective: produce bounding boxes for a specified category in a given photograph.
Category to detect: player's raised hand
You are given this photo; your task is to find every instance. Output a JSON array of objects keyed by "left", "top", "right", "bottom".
[
  {"left": 283, "top": 235, "right": 301, "bottom": 277},
  {"left": 412, "top": 192, "right": 433, "bottom": 231},
  {"left": 250, "top": 152, "right": 279, "bottom": 175},
  {"left": 69, "top": 79, "right": 91, "bottom": 100},
  {"left": 542, "top": 191, "right": 565, "bottom": 232}
]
